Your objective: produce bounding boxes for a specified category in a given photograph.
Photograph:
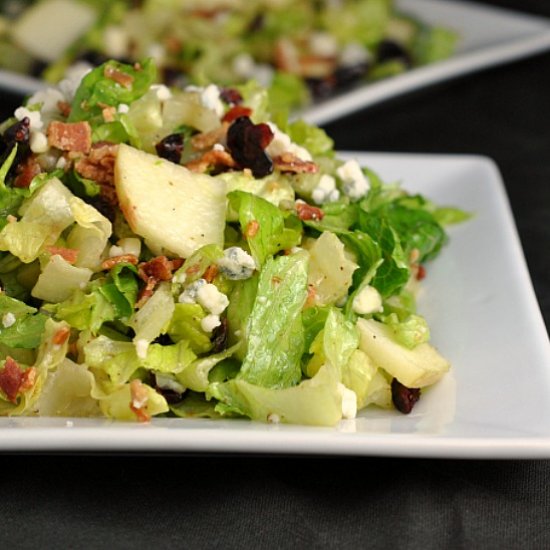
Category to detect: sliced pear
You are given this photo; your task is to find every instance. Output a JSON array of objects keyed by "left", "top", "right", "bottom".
[
  {"left": 114, "top": 143, "right": 227, "bottom": 258},
  {"left": 357, "top": 318, "right": 450, "bottom": 388}
]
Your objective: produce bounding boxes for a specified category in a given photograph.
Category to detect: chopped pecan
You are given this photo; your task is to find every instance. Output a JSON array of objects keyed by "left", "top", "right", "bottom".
[
  {"left": 295, "top": 201, "right": 324, "bottom": 221},
  {"left": 185, "top": 149, "right": 237, "bottom": 174},
  {"left": 190, "top": 122, "right": 229, "bottom": 151},
  {"left": 139, "top": 256, "right": 175, "bottom": 282},
  {"left": 13, "top": 155, "right": 42, "bottom": 188},
  {"left": 45, "top": 246, "right": 79, "bottom": 264},
  {"left": 273, "top": 152, "right": 318, "bottom": 174},
  {"left": 101, "top": 254, "right": 139, "bottom": 270}
]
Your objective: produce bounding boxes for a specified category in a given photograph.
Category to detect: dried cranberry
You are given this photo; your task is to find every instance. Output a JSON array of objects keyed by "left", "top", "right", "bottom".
[
  {"left": 162, "top": 67, "right": 187, "bottom": 88},
  {"left": 211, "top": 317, "right": 228, "bottom": 353},
  {"left": 220, "top": 88, "right": 243, "bottom": 105},
  {"left": 333, "top": 62, "right": 369, "bottom": 88},
  {"left": 155, "top": 133, "right": 184, "bottom": 164},
  {"left": 391, "top": 378, "right": 421, "bottom": 414},
  {"left": 0, "top": 117, "right": 31, "bottom": 180},
  {"left": 305, "top": 77, "right": 336, "bottom": 100},
  {"left": 88, "top": 196, "right": 116, "bottom": 223},
  {"left": 226, "top": 116, "right": 274, "bottom": 178},
  {"left": 377, "top": 40, "right": 412, "bottom": 67},
  {"left": 248, "top": 14, "right": 264, "bottom": 32}
]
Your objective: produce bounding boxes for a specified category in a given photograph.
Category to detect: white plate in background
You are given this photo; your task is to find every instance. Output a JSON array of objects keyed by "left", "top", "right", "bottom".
[
  {"left": 1, "top": 1, "right": 550, "bottom": 123},
  {"left": 1, "top": 153, "right": 549, "bottom": 458}
]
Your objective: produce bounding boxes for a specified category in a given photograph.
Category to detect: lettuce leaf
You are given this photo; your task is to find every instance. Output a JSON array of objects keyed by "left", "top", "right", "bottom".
[{"left": 0, "top": 294, "right": 47, "bottom": 349}]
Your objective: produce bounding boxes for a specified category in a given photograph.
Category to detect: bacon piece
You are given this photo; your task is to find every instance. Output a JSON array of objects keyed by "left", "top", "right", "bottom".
[
  {"left": 52, "top": 326, "right": 71, "bottom": 346},
  {"left": 190, "top": 122, "right": 229, "bottom": 151},
  {"left": 416, "top": 265, "right": 427, "bottom": 281},
  {"left": 0, "top": 357, "right": 35, "bottom": 404},
  {"left": 273, "top": 152, "right": 318, "bottom": 174},
  {"left": 129, "top": 379, "right": 151, "bottom": 422},
  {"left": 57, "top": 101, "right": 72, "bottom": 117},
  {"left": 47, "top": 121, "right": 92, "bottom": 153},
  {"left": 185, "top": 149, "right": 237, "bottom": 174},
  {"left": 104, "top": 65, "right": 134, "bottom": 89},
  {"left": 75, "top": 142, "right": 119, "bottom": 206},
  {"left": 244, "top": 220, "right": 260, "bottom": 238},
  {"left": 222, "top": 105, "right": 253, "bottom": 124},
  {"left": 45, "top": 246, "right": 79, "bottom": 264},
  {"left": 296, "top": 201, "right": 324, "bottom": 221},
  {"left": 13, "top": 155, "right": 42, "bottom": 188},
  {"left": 135, "top": 278, "right": 157, "bottom": 309},
  {"left": 101, "top": 254, "right": 139, "bottom": 270},
  {"left": 202, "top": 264, "right": 218, "bottom": 283}
]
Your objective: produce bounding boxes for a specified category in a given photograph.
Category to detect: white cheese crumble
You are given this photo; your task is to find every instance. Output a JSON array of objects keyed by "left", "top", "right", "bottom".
[
  {"left": 147, "top": 43, "right": 166, "bottom": 63},
  {"left": 2, "top": 312, "right": 16, "bottom": 328},
  {"left": 338, "top": 384, "right": 358, "bottom": 420},
  {"left": 217, "top": 247, "right": 256, "bottom": 280},
  {"left": 29, "top": 131, "right": 49, "bottom": 154},
  {"left": 117, "top": 237, "right": 141, "bottom": 258},
  {"left": 352, "top": 285, "right": 383, "bottom": 315},
  {"left": 58, "top": 62, "right": 93, "bottom": 101},
  {"left": 14, "top": 106, "right": 43, "bottom": 131},
  {"left": 108, "top": 245, "right": 124, "bottom": 258},
  {"left": 151, "top": 84, "right": 172, "bottom": 102},
  {"left": 340, "top": 42, "right": 371, "bottom": 67},
  {"left": 267, "top": 413, "right": 280, "bottom": 424},
  {"left": 201, "top": 313, "right": 221, "bottom": 333},
  {"left": 186, "top": 84, "right": 224, "bottom": 117},
  {"left": 27, "top": 87, "right": 65, "bottom": 122},
  {"left": 55, "top": 156, "right": 67, "bottom": 170},
  {"left": 178, "top": 279, "right": 206, "bottom": 304},
  {"left": 155, "top": 373, "right": 185, "bottom": 394},
  {"left": 117, "top": 103, "right": 130, "bottom": 114},
  {"left": 134, "top": 338, "right": 149, "bottom": 360},
  {"left": 337, "top": 159, "right": 370, "bottom": 200},
  {"left": 172, "top": 271, "right": 187, "bottom": 285},
  {"left": 232, "top": 52, "right": 256, "bottom": 79},
  {"left": 103, "top": 25, "right": 128, "bottom": 59},
  {"left": 212, "top": 143, "right": 225, "bottom": 152},
  {"left": 311, "top": 174, "right": 340, "bottom": 205},
  {"left": 196, "top": 283, "right": 229, "bottom": 316},
  {"left": 309, "top": 32, "right": 338, "bottom": 58},
  {"left": 265, "top": 122, "right": 312, "bottom": 162}
]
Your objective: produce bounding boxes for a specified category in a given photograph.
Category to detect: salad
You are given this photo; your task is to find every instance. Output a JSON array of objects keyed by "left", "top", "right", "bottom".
[
  {"left": 0, "top": 59, "right": 467, "bottom": 425},
  {"left": 0, "top": 0, "right": 457, "bottom": 112}
]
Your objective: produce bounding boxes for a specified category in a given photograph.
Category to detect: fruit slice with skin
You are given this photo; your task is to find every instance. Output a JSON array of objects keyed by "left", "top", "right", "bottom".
[{"left": 114, "top": 143, "right": 227, "bottom": 258}]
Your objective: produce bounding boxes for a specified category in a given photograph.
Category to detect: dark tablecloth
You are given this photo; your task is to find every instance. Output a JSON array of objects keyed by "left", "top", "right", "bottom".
[{"left": 1, "top": 1, "right": 549, "bottom": 548}]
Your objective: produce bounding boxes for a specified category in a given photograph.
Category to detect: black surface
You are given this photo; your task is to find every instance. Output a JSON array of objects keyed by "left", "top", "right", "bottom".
[{"left": 1, "top": 1, "right": 550, "bottom": 548}]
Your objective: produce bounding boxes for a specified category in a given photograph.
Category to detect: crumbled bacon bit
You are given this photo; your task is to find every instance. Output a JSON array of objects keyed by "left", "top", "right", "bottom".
[
  {"left": 45, "top": 246, "right": 79, "bottom": 264},
  {"left": 416, "top": 265, "right": 427, "bottom": 281},
  {"left": 244, "top": 220, "right": 260, "bottom": 238},
  {"left": 104, "top": 65, "right": 134, "bottom": 89},
  {"left": 296, "top": 201, "right": 324, "bottom": 221},
  {"left": 13, "top": 155, "right": 42, "bottom": 188},
  {"left": 191, "top": 123, "right": 229, "bottom": 151},
  {"left": 74, "top": 142, "right": 119, "bottom": 206},
  {"left": 202, "top": 264, "right": 219, "bottom": 283},
  {"left": 101, "top": 254, "right": 139, "bottom": 270},
  {"left": 391, "top": 378, "right": 421, "bottom": 414},
  {"left": 139, "top": 256, "right": 175, "bottom": 282},
  {"left": 52, "top": 326, "right": 71, "bottom": 346},
  {"left": 273, "top": 152, "right": 318, "bottom": 174},
  {"left": 129, "top": 379, "right": 151, "bottom": 422},
  {"left": 222, "top": 105, "right": 253, "bottom": 124},
  {"left": 185, "top": 149, "right": 237, "bottom": 174},
  {"left": 47, "top": 120, "right": 92, "bottom": 153},
  {"left": 0, "top": 357, "right": 27, "bottom": 403},
  {"left": 57, "top": 101, "right": 71, "bottom": 117}
]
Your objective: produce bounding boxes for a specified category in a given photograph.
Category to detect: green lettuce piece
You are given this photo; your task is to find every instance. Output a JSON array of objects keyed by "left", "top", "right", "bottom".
[
  {"left": 208, "top": 364, "right": 342, "bottom": 426},
  {"left": 69, "top": 58, "right": 157, "bottom": 124},
  {"left": 301, "top": 306, "right": 330, "bottom": 354},
  {"left": 98, "top": 263, "right": 139, "bottom": 320},
  {"left": 166, "top": 303, "right": 212, "bottom": 355},
  {"left": 237, "top": 80, "right": 271, "bottom": 123},
  {"left": 95, "top": 382, "right": 168, "bottom": 421},
  {"left": 286, "top": 119, "right": 334, "bottom": 158},
  {"left": 433, "top": 206, "right": 472, "bottom": 226},
  {"left": 170, "top": 391, "right": 224, "bottom": 419},
  {"left": 381, "top": 312, "right": 430, "bottom": 349},
  {"left": 176, "top": 342, "right": 240, "bottom": 392},
  {"left": 172, "top": 244, "right": 224, "bottom": 289},
  {"left": 85, "top": 335, "right": 196, "bottom": 387},
  {"left": 267, "top": 71, "right": 309, "bottom": 115},
  {"left": 323, "top": 308, "right": 359, "bottom": 377},
  {"left": 343, "top": 348, "right": 384, "bottom": 410},
  {"left": 237, "top": 252, "right": 308, "bottom": 389},
  {"left": 0, "top": 294, "right": 47, "bottom": 349},
  {"left": 36, "top": 358, "right": 101, "bottom": 417},
  {"left": 228, "top": 190, "right": 301, "bottom": 267},
  {"left": 413, "top": 26, "right": 458, "bottom": 65}
]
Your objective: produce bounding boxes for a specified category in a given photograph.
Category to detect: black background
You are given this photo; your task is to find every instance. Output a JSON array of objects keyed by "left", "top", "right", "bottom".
[{"left": 1, "top": 1, "right": 549, "bottom": 548}]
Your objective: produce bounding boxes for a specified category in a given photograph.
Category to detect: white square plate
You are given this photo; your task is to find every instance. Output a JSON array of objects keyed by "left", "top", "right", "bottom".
[
  {"left": 2, "top": 0, "right": 550, "bottom": 126},
  {"left": 2, "top": 153, "right": 549, "bottom": 457}
]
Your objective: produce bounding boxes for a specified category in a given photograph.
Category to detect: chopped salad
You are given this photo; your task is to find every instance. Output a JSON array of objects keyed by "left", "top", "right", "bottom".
[
  {"left": 0, "top": 59, "right": 468, "bottom": 425},
  {"left": 0, "top": 0, "right": 457, "bottom": 112}
]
